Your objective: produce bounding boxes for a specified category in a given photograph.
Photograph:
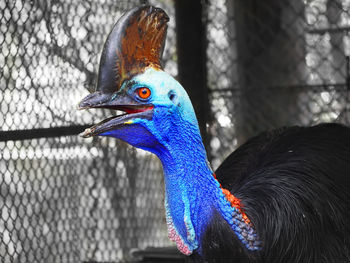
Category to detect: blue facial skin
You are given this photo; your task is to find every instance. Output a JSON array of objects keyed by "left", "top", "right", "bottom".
[{"left": 100, "top": 68, "right": 259, "bottom": 254}]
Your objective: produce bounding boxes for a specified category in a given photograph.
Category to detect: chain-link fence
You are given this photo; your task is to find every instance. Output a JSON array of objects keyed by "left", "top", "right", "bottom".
[
  {"left": 1, "top": 0, "right": 350, "bottom": 262},
  {"left": 0, "top": 0, "right": 176, "bottom": 262},
  {"left": 207, "top": 0, "right": 350, "bottom": 168}
]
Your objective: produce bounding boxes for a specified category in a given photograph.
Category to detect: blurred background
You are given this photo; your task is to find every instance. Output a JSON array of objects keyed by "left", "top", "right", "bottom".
[{"left": 0, "top": 0, "right": 349, "bottom": 262}]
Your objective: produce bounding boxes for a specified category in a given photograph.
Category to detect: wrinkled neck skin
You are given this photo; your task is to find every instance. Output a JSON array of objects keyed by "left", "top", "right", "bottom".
[
  {"left": 154, "top": 116, "right": 218, "bottom": 255},
  {"left": 143, "top": 110, "right": 250, "bottom": 255},
  {"left": 142, "top": 106, "right": 261, "bottom": 255}
]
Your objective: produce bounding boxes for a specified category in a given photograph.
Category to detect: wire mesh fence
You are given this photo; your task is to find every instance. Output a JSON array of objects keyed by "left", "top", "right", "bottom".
[
  {"left": 1, "top": 0, "right": 350, "bottom": 262},
  {"left": 207, "top": 0, "right": 350, "bottom": 168},
  {"left": 0, "top": 0, "right": 176, "bottom": 262}
]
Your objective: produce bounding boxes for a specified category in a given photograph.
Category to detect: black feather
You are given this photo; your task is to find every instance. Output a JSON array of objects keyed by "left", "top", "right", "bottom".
[{"left": 192, "top": 123, "right": 350, "bottom": 263}]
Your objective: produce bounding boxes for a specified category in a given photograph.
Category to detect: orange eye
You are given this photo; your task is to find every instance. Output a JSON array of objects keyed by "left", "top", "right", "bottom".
[{"left": 137, "top": 87, "right": 151, "bottom": 99}]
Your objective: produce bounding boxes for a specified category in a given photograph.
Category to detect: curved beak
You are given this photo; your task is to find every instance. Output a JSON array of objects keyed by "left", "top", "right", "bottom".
[
  {"left": 78, "top": 91, "right": 153, "bottom": 138},
  {"left": 77, "top": 5, "right": 167, "bottom": 138}
]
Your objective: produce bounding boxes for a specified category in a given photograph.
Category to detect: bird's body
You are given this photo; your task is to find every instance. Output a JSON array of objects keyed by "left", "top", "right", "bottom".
[
  {"left": 78, "top": 5, "right": 350, "bottom": 263},
  {"left": 192, "top": 123, "right": 350, "bottom": 262}
]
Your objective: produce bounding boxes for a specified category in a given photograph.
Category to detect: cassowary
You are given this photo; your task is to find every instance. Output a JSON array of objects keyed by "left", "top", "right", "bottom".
[{"left": 78, "top": 5, "right": 350, "bottom": 263}]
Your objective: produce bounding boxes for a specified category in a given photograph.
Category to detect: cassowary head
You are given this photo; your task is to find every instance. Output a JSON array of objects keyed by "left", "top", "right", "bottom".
[{"left": 79, "top": 5, "right": 201, "bottom": 157}]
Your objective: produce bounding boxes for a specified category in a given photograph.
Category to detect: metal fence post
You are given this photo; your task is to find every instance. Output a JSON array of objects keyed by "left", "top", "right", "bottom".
[{"left": 175, "top": 0, "right": 211, "bottom": 160}]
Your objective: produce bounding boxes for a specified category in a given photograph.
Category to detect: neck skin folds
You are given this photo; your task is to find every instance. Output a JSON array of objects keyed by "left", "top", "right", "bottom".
[
  {"left": 151, "top": 120, "right": 224, "bottom": 254},
  {"left": 150, "top": 118, "right": 260, "bottom": 254}
]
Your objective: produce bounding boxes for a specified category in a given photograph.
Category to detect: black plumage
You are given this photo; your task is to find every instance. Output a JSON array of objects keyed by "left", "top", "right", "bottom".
[{"left": 189, "top": 123, "right": 350, "bottom": 263}]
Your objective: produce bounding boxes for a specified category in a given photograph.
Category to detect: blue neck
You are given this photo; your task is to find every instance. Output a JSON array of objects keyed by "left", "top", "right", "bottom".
[
  {"left": 148, "top": 115, "right": 260, "bottom": 254},
  {"left": 156, "top": 121, "right": 217, "bottom": 253}
]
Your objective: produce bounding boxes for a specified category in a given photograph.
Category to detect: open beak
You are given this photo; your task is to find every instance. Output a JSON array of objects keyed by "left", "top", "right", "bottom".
[
  {"left": 78, "top": 91, "right": 153, "bottom": 138},
  {"left": 77, "top": 5, "right": 167, "bottom": 138}
]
